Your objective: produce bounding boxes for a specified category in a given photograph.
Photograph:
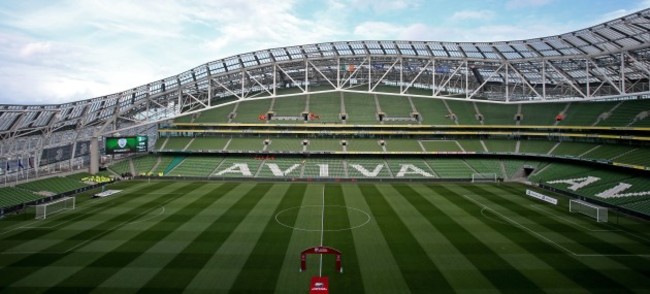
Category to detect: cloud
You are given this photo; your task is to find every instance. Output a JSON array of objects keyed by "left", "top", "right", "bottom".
[
  {"left": 353, "top": 22, "right": 406, "bottom": 39},
  {"left": 598, "top": 1, "right": 650, "bottom": 23},
  {"left": 505, "top": 0, "right": 553, "bottom": 9},
  {"left": 19, "top": 42, "right": 52, "bottom": 57},
  {"left": 450, "top": 10, "right": 495, "bottom": 21},
  {"left": 0, "top": 0, "right": 346, "bottom": 104},
  {"left": 347, "top": 0, "right": 420, "bottom": 13},
  {"left": 353, "top": 20, "right": 575, "bottom": 42},
  {"left": 0, "top": 0, "right": 640, "bottom": 105}
]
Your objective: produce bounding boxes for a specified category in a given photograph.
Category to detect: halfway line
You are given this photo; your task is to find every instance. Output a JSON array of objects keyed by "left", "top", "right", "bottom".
[{"left": 319, "top": 185, "right": 325, "bottom": 277}]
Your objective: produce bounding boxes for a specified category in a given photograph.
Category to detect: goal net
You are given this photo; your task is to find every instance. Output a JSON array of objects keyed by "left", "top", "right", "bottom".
[
  {"left": 471, "top": 173, "right": 498, "bottom": 183},
  {"left": 34, "top": 197, "right": 76, "bottom": 220},
  {"left": 569, "top": 199, "right": 608, "bottom": 222}
]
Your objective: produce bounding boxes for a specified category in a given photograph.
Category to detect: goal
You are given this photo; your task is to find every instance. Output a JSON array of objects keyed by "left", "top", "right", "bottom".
[
  {"left": 569, "top": 199, "right": 608, "bottom": 222},
  {"left": 33, "top": 197, "right": 76, "bottom": 220},
  {"left": 471, "top": 173, "right": 498, "bottom": 183}
]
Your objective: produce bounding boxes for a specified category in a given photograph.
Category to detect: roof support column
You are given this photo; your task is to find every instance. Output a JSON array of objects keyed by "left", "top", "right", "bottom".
[
  {"left": 207, "top": 77, "right": 212, "bottom": 107},
  {"left": 273, "top": 64, "right": 277, "bottom": 96},
  {"left": 177, "top": 78, "right": 182, "bottom": 112},
  {"left": 89, "top": 136, "right": 99, "bottom": 175},
  {"left": 586, "top": 60, "right": 590, "bottom": 97},
  {"left": 241, "top": 71, "right": 245, "bottom": 98},
  {"left": 542, "top": 60, "right": 546, "bottom": 100},
  {"left": 305, "top": 59, "right": 309, "bottom": 93},
  {"left": 399, "top": 57, "right": 403, "bottom": 93},
  {"left": 621, "top": 52, "right": 626, "bottom": 93},
  {"left": 505, "top": 61, "right": 509, "bottom": 102},
  {"left": 337, "top": 58, "right": 341, "bottom": 89},
  {"left": 465, "top": 60, "right": 469, "bottom": 99},
  {"left": 368, "top": 55, "right": 372, "bottom": 92},
  {"left": 432, "top": 59, "right": 436, "bottom": 96}
]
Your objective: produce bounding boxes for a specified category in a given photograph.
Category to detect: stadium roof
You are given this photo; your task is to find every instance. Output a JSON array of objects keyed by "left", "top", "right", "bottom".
[{"left": 1, "top": 8, "right": 650, "bottom": 138}]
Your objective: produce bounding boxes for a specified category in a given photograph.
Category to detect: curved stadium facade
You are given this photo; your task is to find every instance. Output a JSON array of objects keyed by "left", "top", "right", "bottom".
[{"left": 1, "top": 9, "right": 650, "bottom": 216}]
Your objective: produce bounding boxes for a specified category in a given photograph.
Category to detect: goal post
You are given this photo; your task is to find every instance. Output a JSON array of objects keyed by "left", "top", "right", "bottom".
[
  {"left": 569, "top": 199, "right": 608, "bottom": 223},
  {"left": 34, "top": 197, "right": 76, "bottom": 220},
  {"left": 471, "top": 173, "right": 498, "bottom": 183}
]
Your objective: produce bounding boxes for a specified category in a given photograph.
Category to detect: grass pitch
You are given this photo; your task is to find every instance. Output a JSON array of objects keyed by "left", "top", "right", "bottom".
[{"left": 1, "top": 180, "right": 649, "bottom": 293}]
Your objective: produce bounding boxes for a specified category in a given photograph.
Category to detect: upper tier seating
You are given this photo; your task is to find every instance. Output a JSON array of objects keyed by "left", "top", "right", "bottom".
[{"left": 174, "top": 93, "right": 650, "bottom": 127}]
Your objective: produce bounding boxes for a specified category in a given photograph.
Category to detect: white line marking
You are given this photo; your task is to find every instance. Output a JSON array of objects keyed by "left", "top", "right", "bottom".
[
  {"left": 0, "top": 186, "right": 186, "bottom": 255},
  {"left": 529, "top": 204, "right": 620, "bottom": 232},
  {"left": 126, "top": 206, "right": 166, "bottom": 225},
  {"left": 275, "top": 205, "right": 371, "bottom": 232},
  {"left": 462, "top": 194, "right": 650, "bottom": 258},
  {"left": 319, "top": 185, "right": 325, "bottom": 277},
  {"left": 0, "top": 198, "right": 119, "bottom": 236},
  {"left": 1, "top": 203, "right": 166, "bottom": 255}
]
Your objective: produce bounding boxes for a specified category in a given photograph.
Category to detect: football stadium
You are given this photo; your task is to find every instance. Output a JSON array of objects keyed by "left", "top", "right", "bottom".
[{"left": 1, "top": 7, "right": 650, "bottom": 293}]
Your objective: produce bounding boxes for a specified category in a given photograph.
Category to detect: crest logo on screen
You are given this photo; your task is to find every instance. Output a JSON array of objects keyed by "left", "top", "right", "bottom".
[{"left": 118, "top": 138, "right": 127, "bottom": 148}]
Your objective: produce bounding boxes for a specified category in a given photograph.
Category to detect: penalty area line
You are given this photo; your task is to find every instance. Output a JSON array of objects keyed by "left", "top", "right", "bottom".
[
  {"left": 0, "top": 204, "right": 167, "bottom": 255},
  {"left": 462, "top": 194, "right": 650, "bottom": 258},
  {"left": 528, "top": 204, "right": 621, "bottom": 232}
]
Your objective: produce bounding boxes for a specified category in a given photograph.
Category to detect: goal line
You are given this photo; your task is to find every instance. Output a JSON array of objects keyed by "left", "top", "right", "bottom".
[
  {"left": 569, "top": 199, "right": 608, "bottom": 223},
  {"left": 471, "top": 173, "right": 498, "bottom": 183},
  {"left": 32, "top": 197, "right": 76, "bottom": 220}
]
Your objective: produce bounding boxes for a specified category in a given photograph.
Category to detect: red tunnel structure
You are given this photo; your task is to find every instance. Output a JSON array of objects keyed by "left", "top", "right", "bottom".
[{"left": 300, "top": 246, "right": 342, "bottom": 273}]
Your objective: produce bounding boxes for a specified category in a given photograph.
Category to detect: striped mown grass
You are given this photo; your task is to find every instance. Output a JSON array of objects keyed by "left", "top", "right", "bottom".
[{"left": 0, "top": 180, "right": 649, "bottom": 293}]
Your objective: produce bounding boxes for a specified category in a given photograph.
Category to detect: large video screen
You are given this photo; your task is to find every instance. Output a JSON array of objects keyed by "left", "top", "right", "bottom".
[{"left": 105, "top": 136, "right": 148, "bottom": 154}]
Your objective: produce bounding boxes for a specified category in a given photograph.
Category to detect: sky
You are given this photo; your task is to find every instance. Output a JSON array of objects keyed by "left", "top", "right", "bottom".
[{"left": 0, "top": 0, "right": 648, "bottom": 105}]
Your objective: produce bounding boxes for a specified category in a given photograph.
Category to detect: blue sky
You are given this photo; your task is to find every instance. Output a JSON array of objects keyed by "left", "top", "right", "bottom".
[{"left": 0, "top": 0, "right": 648, "bottom": 105}]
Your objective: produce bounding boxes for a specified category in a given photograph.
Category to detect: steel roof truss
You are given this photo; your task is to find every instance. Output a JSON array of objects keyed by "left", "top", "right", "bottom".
[
  {"left": 307, "top": 61, "right": 337, "bottom": 89},
  {"left": 624, "top": 52, "right": 650, "bottom": 80},
  {"left": 587, "top": 58, "right": 623, "bottom": 94},
  {"left": 212, "top": 76, "right": 245, "bottom": 100},
  {"left": 370, "top": 59, "right": 400, "bottom": 92},
  {"left": 468, "top": 63, "right": 505, "bottom": 99},
  {"left": 545, "top": 61, "right": 587, "bottom": 98},
  {"left": 506, "top": 63, "right": 543, "bottom": 99},
  {"left": 434, "top": 61, "right": 465, "bottom": 96},
  {"left": 339, "top": 57, "right": 368, "bottom": 89},
  {"left": 275, "top": 64, "right": 305, "bottom": 92},
  {"left": 401, "top": 60, "right": 432, "bottom": 94},
  {"left": 245, "top": 70, "right": 274, "bottom": 97}
]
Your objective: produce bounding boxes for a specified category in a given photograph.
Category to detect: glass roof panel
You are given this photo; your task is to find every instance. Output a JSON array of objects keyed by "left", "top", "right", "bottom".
[
  {"left": 578, "top": 33, "right": 605, "bottom": 45},
  {"left": 444, "top": 44, "right": 465, "bottom": 57},
  {"left": 396, "top": 41, "right": 416, "bottom": 56},
  {"left": 270, "top": 48, "right": 290, "bottom": 61},
  {"left": 302, "top": 44, "right": 320, "bottom": 54},
  {"left": 0, "top": 113, "right": 19, "bottom": 131},
  {"left": 380, "top": 41, "right": 397, "bottom": 54},
  {"left": 318, "top": 43, "right": 336, "bottom": 56},
  {"left": 502, "top": 52, "right": 521, "bottom": 59},
  {"left": 256, "top": 51, "right": 272, "bottom": 64},
  {"left": 598, "top": 27, "right": 625, "bottom": 39},
  {"left": 529, "top": 41, "right": 553, "bottom": 51},
  {"left": 617, "top": 38, "right": 641, "bottom": 46},
  {"left": 333, "top": 42, "right": 352, "bottom": 56},
  {"left": 558, "top": 48, "right": 581, "bottom": 55},
  {"left": 611, "top": 23, "right": 640, "bottom": 36},
  {"left": 363, "top": 41, "right": 379, "bottom": 50},
  {"left": 411, "top": 42, "right": 431, "bottom": 56},
  {"left": 208, "top": 61, "right": 226, "bottom": 73},
  {"left": 427, "top": 42, "right": 444, "bottom": 51},
  {"left": 286, "top": 46, "right": 303, "bottom": 59}
]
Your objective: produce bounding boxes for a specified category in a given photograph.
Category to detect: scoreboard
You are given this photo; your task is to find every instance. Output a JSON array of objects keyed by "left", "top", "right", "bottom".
[{"left": 105, "top": 136, "right": 148, "bottom": 154}]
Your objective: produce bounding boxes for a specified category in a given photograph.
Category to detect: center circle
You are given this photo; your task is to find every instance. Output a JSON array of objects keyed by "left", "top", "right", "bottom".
[{"left": 275, "top": 205, "right": 371, "bottom": 231}]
